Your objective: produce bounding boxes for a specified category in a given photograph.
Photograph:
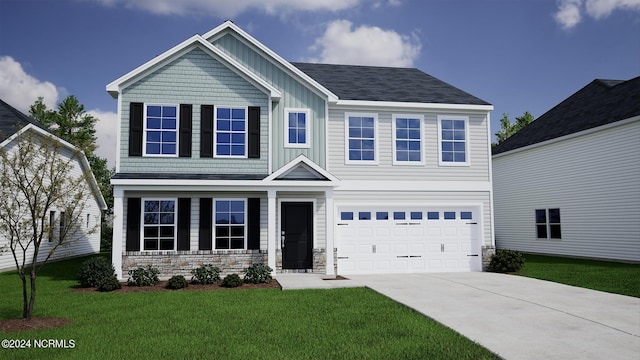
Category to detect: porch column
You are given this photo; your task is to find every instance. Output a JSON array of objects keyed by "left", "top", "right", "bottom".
[
  {"left": 267, "top": 189, "right": 277, "bottom": 275},
  {"left": 325, "top": 189, "right": 335, "bottom": 276},
  {"left": 112, "top": 188, "right": 124, "bottom": 280}
]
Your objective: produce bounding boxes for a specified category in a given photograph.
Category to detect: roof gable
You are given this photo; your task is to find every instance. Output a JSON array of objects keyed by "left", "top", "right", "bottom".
[
  {"left": 493, "top": 76, "right": 640, "bottom": 155},
  {"left": 264, "top": 155, "right": 340, "bottom": 182},
  {"left": 0, "top": 99, "right": 48, "bottom": 143}
]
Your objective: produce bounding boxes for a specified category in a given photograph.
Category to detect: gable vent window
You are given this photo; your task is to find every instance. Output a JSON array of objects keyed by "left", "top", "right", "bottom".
[{"left": 536, "top": 208, "right": 562, "bottom": 240}]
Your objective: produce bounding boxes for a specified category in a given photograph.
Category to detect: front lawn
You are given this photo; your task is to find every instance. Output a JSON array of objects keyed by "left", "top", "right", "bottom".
[
  {"left": 0, "top": 256, "right": 498, "bottom": 359},
  {"left": 516, "top": 253, "right": 640, "bottom": 297}
]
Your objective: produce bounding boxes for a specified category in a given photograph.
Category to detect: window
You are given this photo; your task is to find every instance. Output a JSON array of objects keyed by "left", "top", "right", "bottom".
[
  {"left": 393, "top": 115, "right": 423, "bottom": 164},
  {"left": 48, "top": 211, "right": 56, "bottom": 242},
  {"left": 393, "top": 212, "right": 405, "bottom": 220},
  {"left": 438, "top": 116, "right": 468, "bottom": 165},
  {"left": 358, "top": 212, "right": 371, "bottom": 220},
  {"left": 376, "top": 212, "right": 389, "bottom": 220},
  {"left": 285, "top": 108, "right": 310, "bottom": 148},
  {"left": 215, "top": 107, "right": 247, "bottom": 157},
  {"left": 346, "top": 113, "right": 377, "bottom": 163},
  {"left": 340, "top": 212, "right": 354, "bottom": 221},
  {"left": 59, "top": 211, "right": 66, "bottom": 237},
  {"left": 427, "top": 212, "right": 439, "bottom": 220},
  {"left": 461, "top": 212, "right": 473, "bottom": 220},
  {"left": 536, "top": 208, "right": 561, "bottom": 239},
  {"left": 410, "top": 212, "right": 423, "bottom": 220},
  {"left": 215, "top": 200, "right": 246, "bottom": 250},
  {"left": 444, "top": 212, "right": 456, "bottom": 220},
  {"left": 145, "top": 105, "right": 177, "bottom": 156},
  {"left": 86, "top": 214, "right": 90, "bottom": 229},
  {"left": 143, "top": 200, "right": 176, "bottom": 250}
]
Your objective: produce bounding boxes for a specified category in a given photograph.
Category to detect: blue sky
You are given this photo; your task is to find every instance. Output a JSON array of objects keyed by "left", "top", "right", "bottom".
[{"left": 1, "top": 0, "right": 638, "bottom": 166}]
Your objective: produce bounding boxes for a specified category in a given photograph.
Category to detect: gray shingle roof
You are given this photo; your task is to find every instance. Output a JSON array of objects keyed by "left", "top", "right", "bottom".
[
  {"left": 292, "top": 62, "right": 490, "bottom": 105},
  {"left": 492, "top": 76, "right": 640, "bottom": 155},
  {"left": 0, "top": 99, "right": 48, "bottom": 143},
  {"left": 111, "top": 173, "right": 266, "bottom": 180}
]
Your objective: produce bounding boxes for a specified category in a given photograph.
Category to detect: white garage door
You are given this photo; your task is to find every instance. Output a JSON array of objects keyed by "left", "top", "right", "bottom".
[{"left": 336, "top": 208, "right": 481, "bottom": 274}]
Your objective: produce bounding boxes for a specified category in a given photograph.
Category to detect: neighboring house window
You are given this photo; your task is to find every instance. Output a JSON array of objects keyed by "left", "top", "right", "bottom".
[
  {"left": 285, "top": 108, "right": 310, "bottom": 148},
  {"left": 142, "top": 199, "right": 176, "bottom": 250},
  {"left": 536, "top": 208, "right": 562, "bottom": 239},
  {"left": 59, "top": 211, "right": 66, "bottom": 238},
  {"left": 393, "top": 115, "right": 423, "bottom": 164},
  {"left": 438, "top": 115, "right": 469, "bottom": 165},
  {"left": 345, "top": 113, "right": 377, "bottom": 163},
  {"left": 215, "top": 107, "right": 247, "bottom": 157},
  {"left": 215, "top": 200, "right": 246, "bottom": 250},
  {"left": 145, "top": 105, "right": 178, "bottom": 156},
  {"left": 48, "top": 211, "right": 56, "bottom": 242}
]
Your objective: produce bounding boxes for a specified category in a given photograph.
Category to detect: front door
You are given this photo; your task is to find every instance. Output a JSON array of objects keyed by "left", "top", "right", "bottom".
[{"left": 281, "top": 202, "right": 313, "bottom": 269}]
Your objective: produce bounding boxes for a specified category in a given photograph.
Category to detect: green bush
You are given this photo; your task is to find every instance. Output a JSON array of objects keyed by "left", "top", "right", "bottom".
[
  {"left": 98, "top": 276, "right": 122, "bottom": 292},
  {"left": 488, "top": 249, "right": 525, "bottom": 273},
  {"left": 77, "top": 256, "right": 116, "bottom": 288},
  {"left": 127, "top": 265, "right": 160, "bottom": 286},
  {"left": 191, "top": 264, "right": 221, "bottom": 285},
  {"left": 166, "top": 275, "right": 189, "bottom": 290},
  {"left": 220, "top": 274, "right": 243, "bottom": 288},
  {"left": 244, "top": 263, "right": 273, "bottom": 284}
]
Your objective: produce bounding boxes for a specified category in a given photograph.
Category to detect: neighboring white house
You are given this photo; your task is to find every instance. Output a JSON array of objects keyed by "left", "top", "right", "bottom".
[
  {"left": 107, "top": 21, "right": 495, "bottom": 279},
  {"left": 0, "top": 99, "right": 107, "bottom": 271},
  {"left": 492, "top": 77, "right": 640, "bottom": 262}
]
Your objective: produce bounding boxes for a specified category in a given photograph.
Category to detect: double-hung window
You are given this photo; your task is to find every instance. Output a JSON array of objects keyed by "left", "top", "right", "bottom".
[
  {"left": 215, "top": 200, "right": 246, "bottom": 250},
  {"left": 285, "top": 108, "right": 310, "bottom": 148},
  {"left": 145, "top": 105, "right": 178, "bottom": 156},
  {"left": 215, "top": 107, "right": 247, "bottom": 157},
  {"left": 438, "top": 116, "right": 469, "bottom": 165},
  {"left": 142, "top": 199, "right": 176, "bottom": 250},
  {"left": 393, "top": 115, "right": 423, "bottom": 164},
  {"left": 536, "top": 208, "right": 562, "bottom": 239},
  {"left": 346, "top": 113, "right": 377, "bottom": 163}
]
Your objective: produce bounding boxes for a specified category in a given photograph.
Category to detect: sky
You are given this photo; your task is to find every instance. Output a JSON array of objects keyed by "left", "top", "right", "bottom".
[{"left": 1, "top": 0, "right": 638, "bottom": 167}]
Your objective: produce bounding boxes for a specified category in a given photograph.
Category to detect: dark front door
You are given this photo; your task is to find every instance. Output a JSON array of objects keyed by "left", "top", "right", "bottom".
[{"left": 281, "top": 202, "right": 313, "bottom": 269}]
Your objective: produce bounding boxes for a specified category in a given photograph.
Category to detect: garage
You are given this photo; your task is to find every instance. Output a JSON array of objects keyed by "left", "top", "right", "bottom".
[{"left": 336, "top": 207, "right": 481, "bottom": 274}]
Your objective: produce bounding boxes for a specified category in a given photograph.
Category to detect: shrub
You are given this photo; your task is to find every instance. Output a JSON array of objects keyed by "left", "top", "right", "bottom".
[
  {"left": 98, "top": 276, "right": 122, "bottom": 292},
  {"left": 244, "top": 263, "right": 273, "bottom": 284},
  {"left": 77, "top": 256, "right": 116, "bottom": 288},
  {"left": 488, "top": 249, "right": 525, "bottom": 273},
  {"left": 220, "top": 274, "right": 243, "bottom": 288},
  {"left": 191, "top": 264, "right": 221, "bottom": 285},
  {"left": 166, "top": 275, "right": 189, "bottom": 290},
  {"left": 127, "top": 265, "right": 160, "bottom": 286}
]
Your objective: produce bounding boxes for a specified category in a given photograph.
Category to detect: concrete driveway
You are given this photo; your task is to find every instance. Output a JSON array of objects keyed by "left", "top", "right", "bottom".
[
  {"left": 277, "top": 272, "right": 639, "bottom": 359},
  {"left": 341, "top": 273, "right": 640, "bottom": 360}
]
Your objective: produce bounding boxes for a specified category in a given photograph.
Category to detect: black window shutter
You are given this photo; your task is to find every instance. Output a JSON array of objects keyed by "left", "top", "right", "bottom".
[
  {"left": 126, "top": 198, "right": 141, "bottom": 251},
  {"left": 248, "top": 106, "right": 260, "bottom": 158},
  {"left": 200, "top": 105, "right": 214, "bottom": 158},
  {"left": 179, "top": 104, "right": 192, "bottom": 158},
  {"left": 199, "top": 198, "right": 212, "bottom": 250},
  {"left": 129, "top": 102, "right": 143, "bottom": 156},
  {"left": 177, "top": 198, "right": 191, "bottom": 251},
  {"left": 247, "top": 198, "right": 260, "bottom": 250}
]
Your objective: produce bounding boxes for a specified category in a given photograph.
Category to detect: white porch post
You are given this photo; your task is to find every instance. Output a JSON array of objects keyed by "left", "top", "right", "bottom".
[
  {"left": 112, "top": 188, "right": 124, "bottom": 280},
  {"left": 325, "top": 189, "right": 335, "bottom": 276},
  {"left": 267, "top": 189, "right": 277, "bottom": 275}
]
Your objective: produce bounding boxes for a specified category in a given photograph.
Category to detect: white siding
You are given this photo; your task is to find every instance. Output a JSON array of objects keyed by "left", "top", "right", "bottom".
[{"left": 493, "top": 119, "right": 640, "bottom": 262}]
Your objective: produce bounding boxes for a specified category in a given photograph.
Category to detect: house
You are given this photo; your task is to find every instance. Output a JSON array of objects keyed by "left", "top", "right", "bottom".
[
  {"left": 492, "top": 77, "right": 640, "bottom": 262},
  {"left": 107, "top": 21, "right": 495, "bottom": 279},
  {"left": 0, "top": 99, "right": 107, "bottom": 271}
]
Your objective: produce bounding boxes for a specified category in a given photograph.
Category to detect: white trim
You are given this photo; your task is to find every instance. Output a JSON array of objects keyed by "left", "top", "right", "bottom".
[
  {"left": 392, "top": 114, "right": 425, "bottom": 166},
  {"left": 437, "top": 115, "right": 470, "bottom": 167},
  {"left": 143, "top": 103, "right": 179, "bottom": 157},
  {"left": 284, "top": 108, "right": 311, "bottom": 148},
  {"left": 268, "top": 101, "right": 273, "bottom": 173},
  {"left": 213, "top": 105, "right": 248, "bottom": 159},
  {"left": 212, "top": 198, "right": 248, "bottom": 251},
  {"left": 335, "top": 100, "right": 493, "bottom": 111},
  {"left": 264, "top": 154, "right": 340, "bottom": 183},
  {"left": 485, "top": 112, "right": 496, "bottom": 247},
  {"left": 115, "top": 96, "right": 122, "bottom": 173},
  {"left": 267, "top": 190, "right": 277, "bottom": 274},
  {"left": 106, "top": 35, "right": 281, "bottom": 101},
  {"left": 112, "top": 190, "right": 124, "bottom": 279},
  {"left": 336, "top": 180, "right": 491, "bottom": 192},
  {"left": 344, "top": 112, "right": 379, "bottom": 165},
  {"left": 492, "top": 115, "right": 640, "bottom": 159},
  {"left": 111, "top": 180, "right": 337, "bottom": 190},
  {"left": 202, "top": 21, "right": 338, "bottom": 103},
  {"left": 140, "top": 198, "right": 178, "bottom": 252},
  {"left": 325, "top": 189, "right": 335, "bottom": 276}
]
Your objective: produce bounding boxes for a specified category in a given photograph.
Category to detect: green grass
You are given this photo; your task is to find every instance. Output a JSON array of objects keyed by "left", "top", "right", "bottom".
[
  {"left": 0, "top": 256, "right": 498, "bottom": 359},
  {"left": 516, "top": 253, "right": 640, "bottom": 297}
]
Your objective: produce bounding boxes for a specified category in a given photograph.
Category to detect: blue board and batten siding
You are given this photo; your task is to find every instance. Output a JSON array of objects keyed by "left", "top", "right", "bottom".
[
  {"left": 119, "top": 47, "right": 269, "bottom": 174},
  {"left": 211, "top": 32, "right": 327, "bottom": 169},
  {"left": 493, "top": 120, "right": 640, "bottom": 262}
]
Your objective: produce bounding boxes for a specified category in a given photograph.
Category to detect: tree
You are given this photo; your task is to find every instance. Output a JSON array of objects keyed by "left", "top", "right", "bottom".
[
  {"left": 0, "top": 130, "right": 98, "bottom": 320},
  {"left": 494, "top": 111, "right": 534, "bottom": 146}
]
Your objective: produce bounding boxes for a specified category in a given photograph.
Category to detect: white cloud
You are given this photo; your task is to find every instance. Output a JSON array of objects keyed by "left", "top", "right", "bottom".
[
  {"left": 93, "top": 0, "right": 362, "bottom": 17},
  {"left": 308, "top": 20, "right": 421, "bottom": 67},
  {"left": 0, "top": 56, "right": 58, "bottom": 113},
  {"left": 554, "top": 0, "right": 640, "bottom": 29},
  {"left": 88, "top": 109, "right": 118, "bottom": 168}
]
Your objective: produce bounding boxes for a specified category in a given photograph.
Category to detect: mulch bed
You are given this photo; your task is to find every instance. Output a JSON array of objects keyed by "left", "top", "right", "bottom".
[{"left": 0, "top": 280, "right": 280, "bottom": 333}]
